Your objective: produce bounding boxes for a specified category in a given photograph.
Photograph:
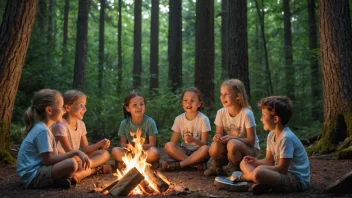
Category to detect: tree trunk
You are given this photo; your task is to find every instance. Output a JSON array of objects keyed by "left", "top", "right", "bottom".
[
  {"left": 283, "top": 0, "right": 294, "bottom": 100},
  {"left": 309, "top": 0, "right": 352, "bottom": 159},
  {"left": 98, "top": 0, "right": 105, "bottom": 95},
  {"left": 117, "top": 0, "right": 122, "bottom": 92},
  {"left": 73, "top": 0, "right": 90, "bottom": 91},
  {"left": 47, "top": 0, "right": 54, "bottom": 46},
  {"left": 61, "top": 0, "right": 69, "bottom": 68},
  {"left": 149, "top": 0, "right": 159, "bottom": 93},
  {"left": 36, "top": 0, "right": 47, "bottom": 36},
  {"left": 133, "top": 0, "right": 142, "bottom": 89},
  {"left": 254, "top": 0, "right": 273, "bottom": 96},
  {"left": 0, "top": 0, "right": 38, "bottom": 163},
  {"left": 221, "top": 0, "right": 228, "bottom": 81},
  {"left": 168, "top": 0, "right": 182, "bottom": 92},
  {"left": 307, "top": 0, "right": 322, "bottom": 122},
  {"left": 228, "top": 0, "right": 250, "bottom": 99},
  {"left": 195, "top": 0, "right": 214, "bottom": 106}
]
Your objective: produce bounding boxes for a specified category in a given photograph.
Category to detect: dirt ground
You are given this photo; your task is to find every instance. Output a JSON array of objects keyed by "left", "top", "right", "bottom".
[{"left": 1, "top": 149, "right": 351, "bottom": 198}]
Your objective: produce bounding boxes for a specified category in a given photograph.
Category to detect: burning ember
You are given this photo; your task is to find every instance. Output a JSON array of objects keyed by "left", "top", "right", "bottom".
[{"left": 103, "top": 128, "right": 171, "bottom": 196}]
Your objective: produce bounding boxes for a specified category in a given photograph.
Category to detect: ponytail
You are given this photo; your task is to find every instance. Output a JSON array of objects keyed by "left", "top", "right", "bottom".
[{"left": 24, "top": 107, "right": 36, "bottom": 134}]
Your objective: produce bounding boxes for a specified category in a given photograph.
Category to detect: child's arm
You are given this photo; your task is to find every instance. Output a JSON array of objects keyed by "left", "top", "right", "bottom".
[
  {"left": 120, "top": 136, "right": 128, "bottom": 148},
  {"left": 244, "top": 150, "right": 275, "bottom": 167},
  {"left": 227, "top": 127, "right": 256, "bottom": 146},
  {"left": 143, "top": 135, "right": 157, "bottom": 150},
  {"left": 41, "top": 150, "right": 91, "bottom": 170},
  {"left": 258, "top": 158, "right": 290, "bottom": 174},
  {"left": 213, "top": 125, "right": 224, "bottom": 142},
  {"left": 169, "top": 132, "right": 179, "bottom": 144},
  {"left": 184, "top": 131, "right": 209, "bottom": 146},
  {"left": 80, "top": 136, "right": 110, "bottom": 154},
  {"left": 55, "top": 136, "right": 73, "bottom": 152}
]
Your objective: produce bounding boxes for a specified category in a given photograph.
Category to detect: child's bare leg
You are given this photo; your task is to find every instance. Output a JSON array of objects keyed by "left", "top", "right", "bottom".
[
  {"left": 146, "top": 147, "right": 159, "bottom": 163},
  {"left": 180, "top": 145, "right": 209, "bottom": 168},
  {"left": 209, "top": 141, "right": 226, "bottom": 160},
  {"left": 87, "top": 150, "right": 110, "bottom": 168},
  {"left": 164, "top": 142, "right": 188, "bottom": 161},
  {"left": 111, "top": 147, "right": 124, "bottom": 162},
  {"left": 227, "top": 139, "right": 248, "bottom": 163},
  {"left": 239, "top": 159, "right": 256, "bottom": 181},
  {"left": 51, "top": 158, "right": 78, "bottom": 179},
  {"left": 252, "top": 167, "right": 281, "bottom": 186}
]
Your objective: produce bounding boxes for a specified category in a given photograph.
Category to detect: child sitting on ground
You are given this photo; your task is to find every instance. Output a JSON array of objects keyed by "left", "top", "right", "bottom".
[
  {"left": 234, "top": 96, "right": 310, "bottom": 194},
  {"left": 162, "top": 87, "right": 211, "bottom": 171}
]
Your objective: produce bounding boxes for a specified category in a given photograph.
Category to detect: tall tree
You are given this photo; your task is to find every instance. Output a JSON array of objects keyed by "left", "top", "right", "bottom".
[
  {"left": 254, "top": 0, "right": 273, "bottom": 95},
  {"left": 308, "top": 0, "right": 322, "bottom": 121},
  {"left": 283, "top": 0, "right": 294, "bottom": 100},
  {"left": 228, "top": 0, "right": 250, "bottom": 98},
  {"left": 309, "top": 0, "right": 352, "bottom": 158},
  {"left": 149, "top": 0, "right": 159, "bottom": 93},
  {"left": 195, "top": 0, "right": 214, "bottom": 106},
  {"left": 221, "top": 0, "right": 228, "bottom": 80},
  {"left": 61, "top": 0, "right": 69, "bottom": 67},
  {"left": 73, "top": 0, "right": 90, "bottom": 91},
  {"left": 133, "top": 0, "right": 142, "bottom": 89},
  {"left": 0, "top": 0, "right": 38, "bottom": 163},
  {"left": 117, "top": 0, "right": 122, "bottom": 91},
  {"left": 98, "top": 0, "right": 105, "bottom": 95},
  {"left": 36, "top": 0, "right": 47, "bottom": 35},
  {"left": 47, "top": 0, "right": 54, "bottom": 45},
  {"left": 168, "top": 0, "right": 182, "bottom": 92}
]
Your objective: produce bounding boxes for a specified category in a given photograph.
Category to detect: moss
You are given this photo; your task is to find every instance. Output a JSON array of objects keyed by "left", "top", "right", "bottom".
[
  {"left": 306, "top": 121, "right": 337, "bottom": 155},
  {"left": 344, "top": 112, "right": 352, "bottom": 136},
  {"left": 0, "top": 150, "right": 16, "bottom": 165},
  {"left": 0, "top": 120, "right": 11, "bottom": 151},
  {"left": 337, "top": 146, "right": 352, "bottom": 159}
]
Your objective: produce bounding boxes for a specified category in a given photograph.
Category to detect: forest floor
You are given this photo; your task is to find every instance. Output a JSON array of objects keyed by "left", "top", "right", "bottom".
[{"left": 1, "top": 147, "right": 351, "bottom": 198}]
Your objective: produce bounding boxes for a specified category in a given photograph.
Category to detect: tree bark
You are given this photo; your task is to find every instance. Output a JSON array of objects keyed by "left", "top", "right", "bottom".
[
  {"left": 309, "top": 0, "right": 352, "bottom": 159},
  {"left": 149, "top": 0, "right": 159, "bottom": 93},
  {"left": 36, "top": 0, "right": 47, "bottom": 36},
  {"left": 61, "top": 0, "right": 69, "bottom": 68},
  {"left": 168, "top": 0, "right": 182, "bottom": 92},
  {"left": 47, "top": 0, "right": 54, "bottom": 46},
  {"left": 133, "top": 0, "right": 142, "bottom": 89},
  {"left": 98, "top": 0, "right": 105, "bottom": 94},
  {"left": 283, "top": 0, "right": 294, "bottom": 100},
  {"left": 221, "top": 0, "right": 228, "bottom": 81},
  {"left": 0, "top": 0, "right": 38, "bottom": 162},
  {"left": 228, "top": 0, "right": 250, "bottom": 99},
  {"left": 73, "top": 0, "right": 90, "bottom": 91},
  {"left": 195, "top": 0, "right": 214, "bottom": 106},
  {"left": 307, "top": 0, "right": 322, "bottom": 122},
  {"left": 117, "top": 0, "right": 122, "bottom": 91}
]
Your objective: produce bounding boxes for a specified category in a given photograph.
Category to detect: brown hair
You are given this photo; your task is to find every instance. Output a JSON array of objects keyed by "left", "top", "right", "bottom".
[
  {"left": 221, "top": 79, "right": 251, "bottom": 109},
  {"left": 123, "top": 91, "right": 145, "bottom": 118},
  {"left": 180, "top": 87, "right": 204, "bottom": 111},
  {"left": 258, "top": 96, "right": 293, "bottom": 125},
  {"left": 62, "top": 90, "right": 86, "bottom": 118},
  {"left": 24, "top": 89, "right": 62, "bottom": 134}
]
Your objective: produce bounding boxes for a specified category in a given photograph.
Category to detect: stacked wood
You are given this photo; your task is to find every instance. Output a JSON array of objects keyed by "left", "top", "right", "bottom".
[
  {"left": 145, "top": 169, "right": 170, "bottom": 193},
  {"left": 109, "top": 167, "right": 144, "bottom": 196}
]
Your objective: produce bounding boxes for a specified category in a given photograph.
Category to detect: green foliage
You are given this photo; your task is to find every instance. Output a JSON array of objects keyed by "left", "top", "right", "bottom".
[
  {"left": 10, "top": 124, "right": 24, "bottom": 145},
  {"left": 0, "top": 151, "right": 16, "bottom": 165},
  {"left": 11, "top": 0, "right": 324, "bottom": 149}
]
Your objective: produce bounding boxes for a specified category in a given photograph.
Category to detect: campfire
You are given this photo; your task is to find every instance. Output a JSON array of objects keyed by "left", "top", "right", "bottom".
[{"left": 102, "top": 128, "right": 171, "bottom": 196}]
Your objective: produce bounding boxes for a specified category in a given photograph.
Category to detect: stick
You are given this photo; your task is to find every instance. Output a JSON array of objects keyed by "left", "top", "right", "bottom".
[{"left": 109, "top": 167, "right": 144, "bottom": 196}]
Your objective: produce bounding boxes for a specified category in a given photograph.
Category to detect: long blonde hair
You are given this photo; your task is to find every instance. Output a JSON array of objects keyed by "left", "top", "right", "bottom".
[
  {"left": 24, "top": 89, "right": 61, "bottom": 134},
  {"left": 221, "top": 79, "right": 251, "bottom": 109}
]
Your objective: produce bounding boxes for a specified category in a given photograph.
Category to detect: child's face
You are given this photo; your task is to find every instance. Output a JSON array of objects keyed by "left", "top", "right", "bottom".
[
  {"left": 126, "top": 96, "right": 145, "bottom": 119},
  {"left": 66, "top": 96, "right": 87, "bottom": 120},
  {"left": 260, "top": 108, "right": 275, "bottom": 131},
  {"left": 50, "top": 95, "right": 65, "bottom": 122},
  {"left": 182, "top": 91, "right": 201, "bottom": 113},
  {"left": 220, "top": 85, "right": 237, "bottom": 107}
]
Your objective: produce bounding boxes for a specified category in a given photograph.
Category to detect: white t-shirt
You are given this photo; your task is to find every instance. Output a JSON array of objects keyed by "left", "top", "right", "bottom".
[
  {"left": 53, "top": 119, "right": 87, "bottom": 153},
  {"left": 171, "top": 112, "right": 211, "bottom": 150},
  {"left": 266, "top": 127, "right": 310, "bottom": 189},
  {"left": 214, "top": 107, "right": 260, "bottom": 150}
]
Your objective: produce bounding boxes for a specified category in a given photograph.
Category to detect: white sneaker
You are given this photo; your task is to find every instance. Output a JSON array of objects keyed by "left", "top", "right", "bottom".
[{"left": 229, "top": 171, "right": 243, "bottom": 182}]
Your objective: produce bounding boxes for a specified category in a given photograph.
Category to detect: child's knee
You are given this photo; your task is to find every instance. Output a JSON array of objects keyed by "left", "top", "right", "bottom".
[
  {"left": 164, "top": 142, "right": 175, "bottom": 152},
  {"left": 111, "top": 147, "right": 124, "bottom": 158},
  {"left": 253, "top": 167, "right": 266, "bottom": 183}
]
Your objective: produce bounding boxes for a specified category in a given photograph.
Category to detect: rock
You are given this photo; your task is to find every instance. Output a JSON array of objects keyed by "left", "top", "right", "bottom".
[{"left": 325, "top": 171, "right": 352, "bottom": 194}]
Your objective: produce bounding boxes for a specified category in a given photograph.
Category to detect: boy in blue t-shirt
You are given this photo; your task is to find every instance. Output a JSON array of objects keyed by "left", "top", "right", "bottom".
[{"left": 235, "top": 96, "right": 310, "bottom": 194}]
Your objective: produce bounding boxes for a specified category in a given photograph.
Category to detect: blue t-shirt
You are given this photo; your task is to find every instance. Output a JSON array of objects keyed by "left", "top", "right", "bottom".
[
  {"left": 17, "top": 122, "right": 55, "bottom": 187},
  {"left": 118, "top": 115, "right": 158, "bottom": 143},
  {"left": 266, "top": 127, "right": 310, "bottom": 189}
]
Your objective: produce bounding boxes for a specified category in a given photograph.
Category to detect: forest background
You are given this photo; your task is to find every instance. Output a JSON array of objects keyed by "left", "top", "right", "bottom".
[{"left": 0, "top": 0, "right": 351, "bottom": 162}]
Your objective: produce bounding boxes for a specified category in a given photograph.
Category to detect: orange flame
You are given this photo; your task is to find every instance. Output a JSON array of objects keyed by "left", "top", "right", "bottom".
[{"left": 115, "top": 128, "right": 160, "bottom": 194}]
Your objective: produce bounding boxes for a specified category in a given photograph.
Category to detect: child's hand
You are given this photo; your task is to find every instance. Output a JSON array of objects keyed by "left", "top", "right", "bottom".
[
  {"left": 184, "top": 134, "right": 194, "bottom": 143},
  {"left": 101, "top": 138, "right": 110, "bottom": 149},
  {"left": 220, "top": 135, "right": 233, "bottom": 143},
  {"left": 76, "top": 150, "right": 91, "bottom": 170},
  {"left": 213, "top": 134, "right": 222, "bottom": 142},
  {"left": 243, "top": 155, "right": 257, "bottom": 164}
]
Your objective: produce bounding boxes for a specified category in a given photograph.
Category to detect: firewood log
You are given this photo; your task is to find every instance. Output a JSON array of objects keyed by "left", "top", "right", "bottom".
[{"left": 109, "top": 167, "right": 144, "bottom": 196}]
